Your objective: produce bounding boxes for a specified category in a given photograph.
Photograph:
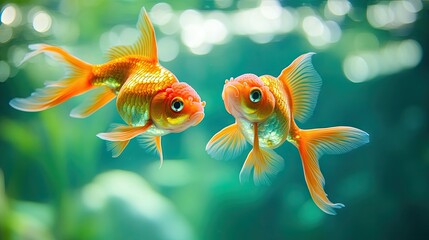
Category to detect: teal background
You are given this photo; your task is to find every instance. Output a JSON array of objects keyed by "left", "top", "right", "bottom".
[{"left": 1, "top": 0, "right": 428, "bottom": 239}]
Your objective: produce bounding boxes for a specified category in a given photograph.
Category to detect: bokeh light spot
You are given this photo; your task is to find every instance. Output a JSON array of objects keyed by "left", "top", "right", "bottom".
[
  {"left": 158, "top": 37, "right": 179, "bottom": 62},
  {"left": 0, "top": 61, "right": 11, "bottom": 82},
  {"left": 367, "top": 4, "right": 393, "bottom": 29},
  {"left": 250, "top": 33, "right": 274, "bottom": 44},
  {"left": 343, "top": 56, "right": 369, "bottom": 83},
  {"left": 215, "top": 0, "right": 233, "bottom": 9},
  {"left": 391, "top": 1, "right": 416, "bottom": 24},
  {"left": 181, "top": 23, "right": 205, "bottom": 48},
  {"left": 367, "top": 1, "right": 420, "bottom": 30},
  {"left": 32, "top": 11, "right": 52, "bottom": 33},
  {"left": 8, "top": 45, "right": 27, "bottom": 67},
  {"left": 327, "top": 0, "right": 351, "bottom": 16},
  {"left": 260, "top": 0, "right": 282, "bottom": 20},
  {"left": 325, "top": 20, "right": 342, "bottom": 43},
  {"left": 0, "top": 24, "right": 13, "bottom": 43},
  {"left": 302, "top": 16, "right": 324, "bottom": 37},
  {"left": 1, "top": 4, "right": 17, "bottom": 25},
  {"left": 396, "top": 39, "right": 422, "bottom": 68},
  {"left": 204, "top": 18, "right": 228, "bottom": 44},
  {"left": 179, "top": 9, "right": 203, "bottom": 29},
  {"left": 343, "top": 39, "right": 421, "bottom": 83},
  {"left": 189, "top": 43, "right": 212, "bottom": 55},
  {"left": 150, "top": 2, "right": 173, "bottom": 26},
  {"left": 119, "top": 27, "right": 139, "bottom": 46}
]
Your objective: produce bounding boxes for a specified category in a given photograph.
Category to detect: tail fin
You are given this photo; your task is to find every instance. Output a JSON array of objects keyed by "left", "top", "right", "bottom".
[
  {"left": 294, "top": 126, "right": 369, "bottom": 215},
  {"left": 10, "top": 44, "right": 94, "bottom": 112}
]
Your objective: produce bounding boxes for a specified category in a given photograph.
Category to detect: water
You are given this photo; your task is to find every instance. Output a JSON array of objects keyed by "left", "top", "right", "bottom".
[{"left": 1, "top": 0, "right": 428, "bottom": 239}]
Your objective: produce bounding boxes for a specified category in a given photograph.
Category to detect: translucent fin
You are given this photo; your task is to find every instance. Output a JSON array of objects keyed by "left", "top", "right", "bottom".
[
  {"left": 21, "top": 44, "right": 91, "bottom": 71},
  {"left": 206, "top": 122, "right": 247, "bottom": 161},
  {"left": 294, "top": 126, "right": 369, "bottom": 215},
  {"left": 106, "top": 8, "right": 157, "bottom": 62},
  {"left": 239, "top": 146, "right": 284, "bottom": 186},
  {"left": 97, "top": 123, "right": 152, "bottom": 142},
  {"left": 278, "top": 53, "right": 322, "bottom": 123},
  {"left": 139, "top": 135, "right": 163, "bottom": 168},
  {"left": 239, "top": 123, "right": 284, "bottom": 185},
  {"left": 19, "top": 44, "right": 46, "bottom": 66},
  {"left": 107, "top": 140, "right": 130, "bottom": 158},
  {"left": 70, "top": 86, "right": 116, "bottom": 118},
  {"left": 10, "top": 45, "right": 93, "bottom": 112}
]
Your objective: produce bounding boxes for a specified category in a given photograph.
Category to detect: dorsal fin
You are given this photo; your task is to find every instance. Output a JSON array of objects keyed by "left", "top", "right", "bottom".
[
  {"left": 278, "top": 53, "right": 322, "bottom": 123},
  {"left": 106, "top": 8, "right": 158, "bottom": 62}
]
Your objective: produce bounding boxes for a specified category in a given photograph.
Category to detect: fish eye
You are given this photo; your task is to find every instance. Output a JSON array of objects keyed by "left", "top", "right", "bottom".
[
  {"left": 249, "top": 88, "right": 262, "bottom": 103},
  {"left": 171, "top": 98, "right": 184, "bottom": 112}
]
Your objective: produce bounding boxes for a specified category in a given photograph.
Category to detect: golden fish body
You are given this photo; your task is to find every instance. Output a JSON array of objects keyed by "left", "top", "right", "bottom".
[
  {"left": 236, "top": 75, "right": 291, "bottom": 149},
  {"left": 207, "top": 53, "right": 369, "bottom": 215},
  {"left": 10, "top": 8, "right": 205, "bottom": 163}
]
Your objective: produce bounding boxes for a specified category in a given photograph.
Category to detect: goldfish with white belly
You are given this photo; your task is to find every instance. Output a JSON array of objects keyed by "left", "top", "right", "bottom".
[{"left": 206, "top": 53, "right": 369, "bottom": 215}]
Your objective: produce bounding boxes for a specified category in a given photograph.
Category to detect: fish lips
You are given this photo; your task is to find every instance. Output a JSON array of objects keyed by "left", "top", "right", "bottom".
[
  {"left": 167, "top": 111, "right": 204, "bottom": 133},
  {"left": 179, "top": 101, "right": 205, "bottom": 131},
  {"left": 222, "top": 83, "right": 242, "bottom": 117},
  {"left": 191, "top": 100, "right": 206, "bottom": 126},
  {"left": 190, "top": 111, "right": 205, "bottom": 126}
]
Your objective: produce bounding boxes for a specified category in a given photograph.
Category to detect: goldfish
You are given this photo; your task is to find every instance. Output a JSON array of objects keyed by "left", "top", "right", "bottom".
[
  {"left": 206, "top": 53, "right": 369, "bottom": 215},
  {"left": 10, "top": 8, "right": 205, "bottom": 165}
]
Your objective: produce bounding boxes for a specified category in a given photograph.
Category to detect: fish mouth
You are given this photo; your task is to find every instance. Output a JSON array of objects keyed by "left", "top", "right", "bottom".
[
  {"left": 190, "top": 111, "right": 205, "bottom": 126},
  {"left": 223, "top": 84, "right": 241, "bottom": 116},
  {"left": 190, "top": 100, "right": 205, "bottom": 126},
  {"left": 223, "top": 84, "right": 240, "bottom": 99},
  {"left": 169, "top": 111, "right": 204, "bottom": 133}
]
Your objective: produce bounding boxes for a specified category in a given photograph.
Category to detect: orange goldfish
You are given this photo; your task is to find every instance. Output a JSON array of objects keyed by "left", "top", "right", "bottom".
[
  {"left": 206, "top": 53, "right": 369, "bottom": 215},
  {"left": 10, "top": 8, "right": 205, "bottom": 164}
]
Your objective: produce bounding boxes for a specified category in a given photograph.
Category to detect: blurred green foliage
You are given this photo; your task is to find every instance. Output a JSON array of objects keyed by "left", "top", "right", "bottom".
[{"left": 1, "top": 0, "right": 429, "bottom": 239}]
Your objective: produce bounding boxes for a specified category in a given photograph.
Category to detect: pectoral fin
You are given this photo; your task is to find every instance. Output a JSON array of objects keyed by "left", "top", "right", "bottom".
[
  {"left": 97, "top": 123, "right": 152, "bottom": 142},
  {"left": 206, "top": 122, "right": 247, "bottom": 161},
  {"left": 97, "top": 123, "right": 152, "bottom": 157}
]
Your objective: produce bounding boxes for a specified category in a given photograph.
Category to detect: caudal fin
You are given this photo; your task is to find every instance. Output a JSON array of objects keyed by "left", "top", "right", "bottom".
[
  {"left": 10, "top": 44, "right": 95, "bottom": 113},
  {"left": 294, "top": 126, "right": 369, "bottom": 215}
]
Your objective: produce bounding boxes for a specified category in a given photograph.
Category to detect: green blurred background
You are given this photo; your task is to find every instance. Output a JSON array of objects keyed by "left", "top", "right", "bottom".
[{"left": 1, "top": 0, "right": 428, "bottom": 239}]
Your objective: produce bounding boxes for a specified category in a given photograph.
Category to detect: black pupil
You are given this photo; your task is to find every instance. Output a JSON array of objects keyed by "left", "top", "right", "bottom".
[
  {"left": 173, "top": 101, "right": 182, "bottom": 110},
  {"left": 252, "top": 91, "right": 260, "bottom": 101}
]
